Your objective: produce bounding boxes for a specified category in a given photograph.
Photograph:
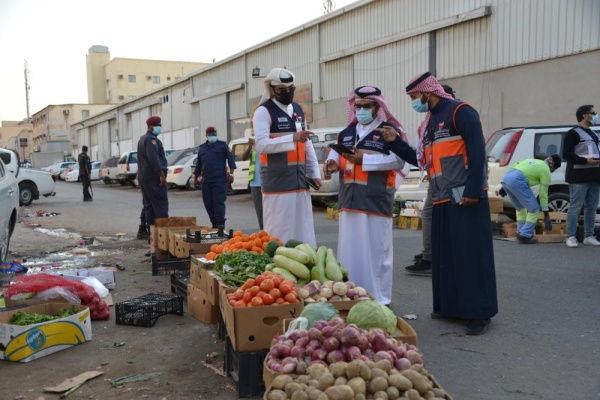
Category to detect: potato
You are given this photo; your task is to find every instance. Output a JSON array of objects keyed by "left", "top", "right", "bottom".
[
  {"left": 347, "top": 377, "right": 366, "bottom": 396},
  {"left": 297, "top": 375, "right": 311, "bottom": 385},
  {"left": 375, "top": 359, "right": 393, "bottom": 373},
  {"left": 267, "top": 389, "right": 287, "bottom": 400},
  {"left": 346, "top": 360, "right": 362, "bottom": 379},
  {"left": 308, "top": 389, "right": 325, "bottom": 400},
  {"left": 359, "top": 363, "right": 372, "bottom": 381},
  {"left": 309, "top": 379, "right": 319, "bottom": 387},
  {"left": 401, "top": 370, "right": 431, "bottom": 395},
  {"left": 330, "top": 361, "right": 349, "bottom": 378},
  {"left": 272, "top": 375, "right": 293, "bottom": 391},
  {"left": 317, "top": 373, "right": 335, "bottom": 390},
  {"left": 285, "top": 382, "right": 304, "bottom": 398},
  {"left": 423, "top": 391, "right": 435, "bottom": 399},
  {"left": 335, "top": 376, "right": 348, "bottom": 386},
  {"left": 387, "top": 374, "right": 413, "bottom": 391},
  {"left": 371, "top": 368, "right": 389, "bottom": 379},
  {"left": 354, "top": 395, "right": 366, "bottom": 400},
  {"left": 291, "top": 390, "right": 309, "bottom": 400},
  {"left": 324, "top": 385, "right": 355, "bottom": 400},
  {"left": 432, "top": 388, "right": 447, "bottom": 397},
  {"left": 308, "top": 363, "right": 329, "bottom": 380},
  {"left": 374, "top": 391, "right": 389, "bottom": 399},
  {"left": 386, "top": 386, "right": 400, "bottom": 400},
  {"left": 404, "top": 388, "right": 421, "bottom": 400},
  {"left": 368, "top": 376, "right": 389, "bottom": 394}
]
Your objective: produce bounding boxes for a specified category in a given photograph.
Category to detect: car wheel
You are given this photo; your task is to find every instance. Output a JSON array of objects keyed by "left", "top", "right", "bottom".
[
  {"left": 547, "top": 191, "right": 570, "bottom": 213},
  {"left": 19, "top": 182, "right": 34, "bottom": 206},
  {"left": 103, "top": 178, "right": 111, "bottom": 184},
  {"left": 0, "top": 224, "right": 9, "bottom": 262},
  {"left": 118, "top": 180, "right": 127, "bottom": 186}
]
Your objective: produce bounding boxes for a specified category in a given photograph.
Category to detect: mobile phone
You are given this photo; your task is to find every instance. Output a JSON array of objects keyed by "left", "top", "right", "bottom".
[
  {"left": 448, "top": 185, "right": 465, "bottom": 205},
  {"left": 328, "top": 143, "right": 355, "bottom": 155},
  {"left": 306, "top": 177, "right": 319, "bottom": 191}
]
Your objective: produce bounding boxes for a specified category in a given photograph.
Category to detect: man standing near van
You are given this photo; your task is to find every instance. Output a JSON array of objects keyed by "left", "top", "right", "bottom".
[
  {"left": 194, "top": 126, "right": 237, "bottom": 229},
  {"left": 78, "top": 145, "right": 93, "bottom": 202},
  {"left": 563, "top": 105, "right": 600, "bottom": 248}
]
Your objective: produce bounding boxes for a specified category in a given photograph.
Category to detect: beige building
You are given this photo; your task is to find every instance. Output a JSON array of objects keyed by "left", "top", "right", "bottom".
[
  {"left": 0, "top": 120, "right": 32, "bottom": 161},
  {"left": 86, "top": 45, "right": 210, "bottom": 104}
]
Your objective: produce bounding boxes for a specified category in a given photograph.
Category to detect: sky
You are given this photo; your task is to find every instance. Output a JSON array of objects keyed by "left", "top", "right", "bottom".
[{"left": 0, "top": 0, "right": 356, "bottom": 122}]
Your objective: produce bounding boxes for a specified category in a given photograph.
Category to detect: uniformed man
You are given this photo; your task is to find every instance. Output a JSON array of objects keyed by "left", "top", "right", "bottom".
[
  {"left": 78, "top": 145, "right": 93, "bottom": 202},
  {"left": 194, "top": 126, "right": 237, "bottom": 229},
  {"left": 137, "top": 116, "right": 169, "bottom": 232}
]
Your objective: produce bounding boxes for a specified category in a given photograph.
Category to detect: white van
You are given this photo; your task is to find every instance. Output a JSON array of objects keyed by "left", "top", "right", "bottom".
[{"left": 228, "top": 138, "right": 251, "bottom": 192}]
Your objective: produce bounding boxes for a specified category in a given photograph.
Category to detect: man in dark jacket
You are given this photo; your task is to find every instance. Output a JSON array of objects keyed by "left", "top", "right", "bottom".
[
  {"left": 194, "top": 126, "right": 236, "bottom": 228},
  {"left": 78, "top": 145, "right": 93, "bottom": 202}
]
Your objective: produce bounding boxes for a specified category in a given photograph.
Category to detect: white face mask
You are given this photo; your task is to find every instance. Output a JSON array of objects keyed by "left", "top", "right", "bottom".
[{"left": 208, "top": 136, "right": 217, "bottom": 143}]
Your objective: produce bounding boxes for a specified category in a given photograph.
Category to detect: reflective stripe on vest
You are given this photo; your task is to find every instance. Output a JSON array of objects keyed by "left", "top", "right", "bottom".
[
  {"left": 259, "top": 100, "right": 309, "bottom": 194},
  {"left": 337, "top": 123, "right": 396, "bottom": 216},
  {"left": 572, "top": 127, "right": 600, "bottom": 169},
  {"left": 248, "top": 150, "right": 256, "bottom": 181}
]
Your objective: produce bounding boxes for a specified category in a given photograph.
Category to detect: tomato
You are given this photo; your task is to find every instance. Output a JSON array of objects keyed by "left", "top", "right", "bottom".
[
  {"left": 271, "top": 275, "right": 283, "bottom": 288},
  {"left": 259, "top": 279, "right": 275, "bottom": 293},
  {"left": 242, "top": 291, "right": 252, "bottom": 304},
  {"left": 255, "top": 275, "right": 266, "bottom": 285},
  {"left": 279, "top": 282, "right": 294, "bottom": 295},
  {"left": 251, "top": 297, "right": 264, "bottom": 306},
  {"left": 256, "top": 290, "right": 267, "bottom": 299},
  {"left": 229, "top": 299, "right": 237, "bottom": 306},
  {"left": 262, "top": 271, "right": 274, "bottom": 277},
  {"left": 275, "top": 297, "right": 285, "bottom": 304},
  {"left": 241, "top": 278, "right": 255, "bottom": 290},
  {"left": 262, "top": 294, "right": 275, "bottom": 305},
  {"left": 234, "top": 289, "right": 244, "bottom": 300},
  {"left": 234, "top": 300, "right": 247, "bottom": 308},
  {"left": 284, "top": 293, "right": 297, "bottom": 303},
  {"left": 269, "top": 288, "right": 281, "bottom": 300},
  {"left": 249, "top": 286, "right": 260, "bottom": 296}
]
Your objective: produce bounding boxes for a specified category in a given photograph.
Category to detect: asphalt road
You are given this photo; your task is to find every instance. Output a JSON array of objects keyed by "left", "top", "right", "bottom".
[{"left": 11, "top": 180, "right": 600, "bottom": 399}]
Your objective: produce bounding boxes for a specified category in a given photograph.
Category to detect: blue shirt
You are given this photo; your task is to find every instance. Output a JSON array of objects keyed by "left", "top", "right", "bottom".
[{"left": 194, "top": 140, "right": 237, "bottom": 183}]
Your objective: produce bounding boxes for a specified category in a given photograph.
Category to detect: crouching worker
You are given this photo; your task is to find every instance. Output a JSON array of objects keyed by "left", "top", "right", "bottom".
[{"left": 500, "top": 154, "right": 562, "bottom": 244}]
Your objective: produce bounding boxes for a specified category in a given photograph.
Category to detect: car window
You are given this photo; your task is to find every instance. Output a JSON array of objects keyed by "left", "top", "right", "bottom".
[
  {"left": 231, "top": 143, "right": 248, "bottom": 162},
  {"left": 534, "top": 132, "right": 565, "bottom": 158},
  {"left": 0, "top": 152, "right": 11, "bottom": 165},
  {"left": 129, "top": 152, "right": 138, "bottom": 163},
  {"left": 166, "top": 148, "right": 197, "bottom": 165},
  {"left": 324, "top": 133, "right": 338, "bottom": 141},
  {"left": 0, "top": 161, "right": 5, "bottom": 178},
  {"left": 486, "top": 130, "right": 517, "bottom": 163},
  {"left": 118, "top": 154, "right": 128, "bottom": 164}
]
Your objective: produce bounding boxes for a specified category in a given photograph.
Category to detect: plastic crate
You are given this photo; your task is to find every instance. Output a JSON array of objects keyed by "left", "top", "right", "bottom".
[
  {"left": 151, "top": 254, "right": 190, "bottom": 276},
  {"left": 184, "top": 227, "right": 232, "bottom": 244},
  {"left": 170, "top": 274, "right": 189, "bottom": 299},
  {"left": 217, "top": 312, "right": 227, "bottom": 341},
  {"left": 224, "top": 336, "right": 268, "bottom": 398},
  {"left": 115, "top": 293, "right": 184, "bottom": 327}
]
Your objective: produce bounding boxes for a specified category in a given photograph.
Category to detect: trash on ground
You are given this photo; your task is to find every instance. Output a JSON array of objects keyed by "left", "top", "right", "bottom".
[
  {"left": 403, "top": 314, "right": 418, "bottom": 320},
  {"left": 44, "top": 371, "right": 104, "bottom": 393},
  {"left": 110, "top": 372, "right": 163, "bottom": 387}
]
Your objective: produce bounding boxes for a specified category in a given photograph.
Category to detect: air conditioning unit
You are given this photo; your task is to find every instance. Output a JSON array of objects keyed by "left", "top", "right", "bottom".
[
  {"left": 62, "top": 109, "right": 70, "bottom": 115},
  {"left": 146, "top": 75, "right": 152, "bottom": 80},
  {"left": 118, "top": 95, "right": 124, "bottom": 100},
  {"left": 118, "top": 74, "right": 124, "bottom": 79}
]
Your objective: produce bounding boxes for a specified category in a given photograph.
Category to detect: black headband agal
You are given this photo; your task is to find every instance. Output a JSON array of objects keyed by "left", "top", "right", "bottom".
[
  {"left": 405, "top": 72, "right": 431, "bottom": 92},
  {"left": 354, "top": 86, "right": 382, "bottom": 98}
]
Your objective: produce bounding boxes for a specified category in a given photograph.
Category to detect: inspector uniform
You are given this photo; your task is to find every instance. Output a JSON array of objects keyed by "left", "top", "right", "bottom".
[{"left": 137, "top": 126, "right": 169, "bottom": 227}]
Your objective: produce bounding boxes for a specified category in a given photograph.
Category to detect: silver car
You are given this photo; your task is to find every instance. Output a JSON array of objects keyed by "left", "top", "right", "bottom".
[{"left": 0, "top": 152, "right": 19, "bottom": 261}]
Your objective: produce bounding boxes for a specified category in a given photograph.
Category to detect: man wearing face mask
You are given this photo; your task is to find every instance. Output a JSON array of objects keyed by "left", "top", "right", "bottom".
[
  {"left": 194, "top": 126, "right": 237, "bottom": 229},
  {"left": 137, "top": 116, "right": 169, "bottom": 243},
  {"left": 380, "top": 72, "right": 497, "bottom": 335},
  {"left": 563, "top": 104, "right": 600, "bottom": 248},
  {"left": 252, "top": 67, "right": 320, "bottom": 247},
  {"left": 324, "top": 86, "right": 408, "bottom": 306}
]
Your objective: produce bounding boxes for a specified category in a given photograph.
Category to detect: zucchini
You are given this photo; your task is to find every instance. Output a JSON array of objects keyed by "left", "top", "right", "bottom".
[
  {"left": 264, "top": 240, "right": 280, "bottom": 257},
  {"left": 325, "top": 248, "right": 344, "bottom": 281},
  {"left": 314, "top": 246, "right": 328, "bottom": 283},
  {"left": 295, "top": 243, "right": 318, "bottom": 265},
  {"left": 275, "top": 246, "right": 311, "bottom": 265},
  {"left": 265, "top": 263, "right": 275, "bottom": 271},
  {"left": 273, "top": 255, "right": 310, "bottom": 279},
  {"left": 285, "top": 239, "right": 304, "bottom": 248},
  {"left": 340, "top": 265, "right": 349, "bottom": 281},
  {"left": 272, "top": 266, "right": 298, "bottom": 283}
]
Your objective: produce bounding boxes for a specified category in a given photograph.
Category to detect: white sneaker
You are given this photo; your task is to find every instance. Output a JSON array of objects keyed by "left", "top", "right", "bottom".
[
  {"left": 583, "top": 236, "right": 600, "bottom": 246},
  {"left": 565, "top": 236, "right": 579, "bottom": 248}
]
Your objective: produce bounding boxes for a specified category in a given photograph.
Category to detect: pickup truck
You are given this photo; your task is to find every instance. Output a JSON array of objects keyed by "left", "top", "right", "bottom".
[{"left": 0, "top": 149, "right": 57, "bottom": 206}]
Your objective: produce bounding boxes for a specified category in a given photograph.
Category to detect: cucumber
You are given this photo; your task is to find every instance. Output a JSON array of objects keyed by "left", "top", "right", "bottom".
[
  {"left": 265, "top": 263, "right": 275, "bottom": 271},
  {"left": 285, "top": 239, "right": 304, "bottom": 248},
  {"left": 314, "top": 246, "right": 328, "bottom": 283},
  {"left": 272, "top": 267, "right": 298, "bottom": 283},
  {"left": 275, "top": 246, "right": 311, "bottom": 265},
  {"left": 273, "top": 255, "right": 311, "bottom": 279},
  {"left": 325, "top": 248, "right": 344, "bottom": 281},
  {"left": 295, "top": 243, "right": 318, "bottom": 265},
  {"left": 297, "top": 277, "right": 310, "bottom": 285}
]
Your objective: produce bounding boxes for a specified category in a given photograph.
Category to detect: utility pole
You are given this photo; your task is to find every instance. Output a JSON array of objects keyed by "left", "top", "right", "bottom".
[
  {"left": 24, "top": 60, "right": 31, "bottom": 119},
  {"left": 323, "top": 0, "right": 335, "bottom": 14}
]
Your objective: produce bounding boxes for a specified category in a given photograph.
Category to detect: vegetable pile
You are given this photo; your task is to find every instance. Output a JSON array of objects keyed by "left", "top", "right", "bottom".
[
  {"left": 298, "top": 280, "right": 371, "bottom": 304},
  {"left": 265, "top": 317, "right": 422, "bottom": 376},
  {"left": 213, "top": 251, "right": 273, "bottom": 287},
  {"left": 204, "top": 230, "right": 283, "bottom": 260},
  {"left": 266, "top": 359, "right": 449, "bottom": 400},
  {"left": 10, "top": 306, "right": 78, "bottom": 326},
  {"left": 225, "top": 271, "right": 299, "bottom": 307}
]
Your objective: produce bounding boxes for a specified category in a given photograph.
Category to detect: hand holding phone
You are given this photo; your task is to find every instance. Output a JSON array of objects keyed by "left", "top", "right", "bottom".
[{"left": 328, "top": 143, "right": 355, "bottom": 155}]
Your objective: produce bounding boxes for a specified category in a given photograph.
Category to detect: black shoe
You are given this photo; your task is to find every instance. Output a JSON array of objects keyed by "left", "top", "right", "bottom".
[
  {"left": 430, "top": 312, "right": 444, "bottom": 320},
  {"left": 516, "top": 235, "right": 538, "bottom": 244},
  {"left": 136, "top": 225, "right": 150, "bottom": 240},
  {"left": 413, "top": 253, "right": 423, "bottom": 262},
  {"left": 465, "top": 319, "right": 491, "bottom": 336},
  {"left": 83, "top": 197, "right": 93, "bottom": 202},
  {"left": 405, "top": 258, "right": 431, "bottom": 275}
]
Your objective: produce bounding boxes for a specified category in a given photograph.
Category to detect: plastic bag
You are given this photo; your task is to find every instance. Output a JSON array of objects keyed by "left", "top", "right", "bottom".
[
  {"left": 284, "top": 317, "right": 308, "bottom": 337},
  {"left": 0, "top": 261, "right": 28, "bottom": 274},
  {"left": 82, "top": 277, "right": 109, "bottom": 298},
  {"left": 34, "top": 286, "right": 81, "bottom": 304},
  {"left": 299, "top": 302, "right": 339, "bottom": 328}
]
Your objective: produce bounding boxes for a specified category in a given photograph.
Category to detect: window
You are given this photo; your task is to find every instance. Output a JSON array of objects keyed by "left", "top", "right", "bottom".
[
  {"left": 232, "top": 143, "right": 249, "bottom": 162},
  {"left": 534, "top": 132, "right": 565, "bottom": 158},
  {"left": 152, "top": 76, "right": 160, "bottom": 84},
  {"left": 82, "top": 110, "right": 90, "bottom": 118},
  {"left": 128, "top": 95, "right": 137, "bottom": 100},
  {"left": 128, "top": 75, "right": 136, "bottom": 83}
]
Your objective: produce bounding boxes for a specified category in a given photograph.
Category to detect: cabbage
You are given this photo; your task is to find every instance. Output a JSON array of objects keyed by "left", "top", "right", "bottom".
[
  {"left": 346, "top": 300, "right": 398, "bottom": 335},
  {"left": 299, "top": 302, "right": 339, "bottom": 327}
]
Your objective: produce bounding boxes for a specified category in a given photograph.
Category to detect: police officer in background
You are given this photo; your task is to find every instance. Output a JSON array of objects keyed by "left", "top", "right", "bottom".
[
  {"left": 194, "top": 126, "right": 236, "bottom": 229},
  {"left": 78, "top": 145, "right": 93, "bottom": 202},
  {"left": 137, "top": 116, "right": 169, "bottom": 232}
]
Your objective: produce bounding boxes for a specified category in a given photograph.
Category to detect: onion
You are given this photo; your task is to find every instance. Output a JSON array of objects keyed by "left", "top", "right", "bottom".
[
  {"left": 322, "top": 281, "right": 334, "bottom": 289},
  {"left": 394, "top": 358, "right": 412, "bottom": 371},
  {"left": 405, "top": 349, "right": 423, "bottom": 365},
  {"left": 295, "top": 337, "right": 309, "bottom": 348},
  {"left": 346, "top": 289, "right": 358, "bottom": 300},
  {"left": 355, "top": 286, "right": 367, "bottom": 296},
  {"left": 304, "top": 297, "right": 316, "bottom": 303},
  {"left": 330, "top": 294, "right": 343, "bottom": 301},
  {"left": 307, "top": 328, "right": 322, "bottom": 341},
  {"left": 394, "top": 344, "right": 406, "bottom": 358},
  {"left": 308, "top": 339, "right": 321, "bottom": 349},
  {"left": 319, "top": 286, "right": 333, "bottom": 299},
  {"left": 356, "top": 335, "right": 370, "bottom": 352},
  {"left": 277, "top": 343, "right": 291, "bottom": 358},
  {"left": 343, "top": 345, "right": 362, "bottom": 360},
  {"left": 298, "top": 288, "right": 311, "bottom": 299},
  {"left": 312, "top": 348, "right": 328, "bottom": 361},
  {"left": 332, "top": 281, "right": 349, "bottom": 296},
  {"left": 323, "top": 337, "right": 340, "bottom": 352},
  {"left": 327, "top": 350, "right": 346, "bottom": 364},
  {"left": 374, "top": 351, "right": 395, "bottom": 363},
  {"left": 266, "top": 359, "right": 281, "bottom": 372},
  {"left": 321, "top": 325, "right": 335, "bottom": 338},
  {"left": 314, "top": 320, "right": 328, "bottom": 330},
  {"left": 341, "top": 326, "right": 362, "bottom": 347},
  {"left": 290, "top": 346, "right": 305, "bottom": 358},
  {"left": 369, "top": 331, "right": 388, "bottom": 353},
  {"left": 345, "top": 281, "right": 356, "bottom": 290},
  {"left": 328, "top": 317, "right": 345, "bottom": 329},
  {"left": 281, "top": 357, "right": 298, "bottom": 374},
  {"left": 305, "top": 345, "right": 315, "bottom": 357}
]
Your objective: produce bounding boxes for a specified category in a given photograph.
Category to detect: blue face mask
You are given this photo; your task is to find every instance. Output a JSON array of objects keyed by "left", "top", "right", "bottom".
[
  {"left": 411, "top": 96, "right": 429, "bottom": 113},
  {"left": 590, "top": 114, "right": 599, "bottom": 125},
  {"left": 356, "top": 108, "right": 375, "bottom": 125},
  {"left": 152, "top": 126, "right": 161, "bottom": 135},
  {"left": 208, "top": 135, "right": 217, "bottom": 143}
]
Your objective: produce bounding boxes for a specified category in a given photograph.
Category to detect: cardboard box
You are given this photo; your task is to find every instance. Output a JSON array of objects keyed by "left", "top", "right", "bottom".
[
  {"left": 149, "top": 226, "right": 168, "bottom": 261},
  {"left": 502, "top": 222, "right": 518, "bottom": 238},
  {"left": 0, "top": 303, "right": 92, "bottom": 362},
  {"left": 398, "top": 215, "right": 409, "bottom": 229},
  {"left": 187, "top": 284, "right": 218, "bottom": 324},
  {"left": 189, "top": 256, "right": 211, "bottom": 292},
  {"left": 152, "top": 217, "right": 197, "bottom": 258},
  {"left": 219, "top": 289, "right": 303, "bottom": 352},
  {"left": 488, "top": 197, "right": 504, "bottom": 214},
  {"left": 173, "top": 236, "right": 213, "bottom": 259},
  {"left": 206, "top": 270, "right": 224, "bottom": 306},
  {"left": 400, "top": 208, "right": 420, "bottom": 217},
  {"left": 409, "top": 217, "right": 422, "bottom": 230}
]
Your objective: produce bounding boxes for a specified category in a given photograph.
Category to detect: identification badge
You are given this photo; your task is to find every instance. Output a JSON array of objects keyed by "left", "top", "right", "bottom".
[
  {"left": 344, "top": 162, "right": 354, "bottom": 177},
  {"left": 295, "top": 122, "right": 303, "bottom": 132}
]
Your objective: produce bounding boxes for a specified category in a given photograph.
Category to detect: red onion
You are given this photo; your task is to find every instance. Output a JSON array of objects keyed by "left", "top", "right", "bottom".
[
  {"left": 312, "top": 348, "right": 328, "bottom": 361},
  {"left": 327, "top": 350, "right": 346, "bottom": 364},
  {"left": 344, "top": 345, "right": 362, "bottom": 360},
  {"left": 405, "top": 349, "right": 423, "bottom": 365},
  {"left": 290, "top": 346, "right": 305, "bottom": 358},
  {"left": 374, "top": 351, "right": 395, "bottom": 363},
  {"left": 341, "top": 326, "right": 362, "bottom": 347},
  {"left": 394, "top": 358, "right": 412, "bottom": 371},
  {"left": 307, "top": 327, "right": 322, "bottom": 341},
  {"left": 323, "top": 337, "right": 340, "bottom": 352},
  {"left": 281, "top": 357, "right": 298, "bottom": 374}
]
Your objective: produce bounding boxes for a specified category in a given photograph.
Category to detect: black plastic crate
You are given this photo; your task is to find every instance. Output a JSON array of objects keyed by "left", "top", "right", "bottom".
[
  {"left": 115, "top": 293, "right": 184, "bottom": 327},
  {"left": 170, "top": 274, "right": 189, "bottom": 299},
  {"left": 217, "top": 312, "right": 227, "bottom": 341},
  {"left": 224, "top": 336, "right": 268, "bottom": 398},
  {"left": 151, "top": 254, "right": 190, "bottom": 276}
]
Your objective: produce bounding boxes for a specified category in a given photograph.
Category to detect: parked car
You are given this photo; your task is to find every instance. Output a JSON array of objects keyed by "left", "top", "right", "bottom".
[
  {"left": 99, "top": 156, "right": 120, "bottom": 184},
  {"left": 129, "top": 149, "right": 177, "bottom": 188},
  {"left": 65, "top": 161, "right": 101, "bottom": 182},
  {"left": 308, "top": 127, "right": 347, "bottom": 206},
  {"left": 167, "top": 155, "right": 197, "bottom": 189},
  {"left": 0, "top": 153, "right": 19, "bottom": 261},
  {"left": 116, "top": 151, "right": 138, "bottom": 187},
  {"left": 0, "top": 148, "right": 57, "bottom": 206},
  {"left": 486, "top": 124, "right": 600, "bottom": 218},
  {"left": 43, "top": 161, "right": 77, "bottom": 180},
  {"left": 60, "top": 164, "right": 78, "bottom": 181},
  {"left": 227, "top": 138, "right": 251, "bottom": 193}
]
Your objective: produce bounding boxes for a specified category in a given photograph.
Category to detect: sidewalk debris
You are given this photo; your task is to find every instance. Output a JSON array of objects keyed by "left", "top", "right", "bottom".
[
  {"left": 110, "top": 372, "right": 163, "bottom": 387},
  {"left": 44, "top": 371, "right": 104, "bottom": 394}
]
